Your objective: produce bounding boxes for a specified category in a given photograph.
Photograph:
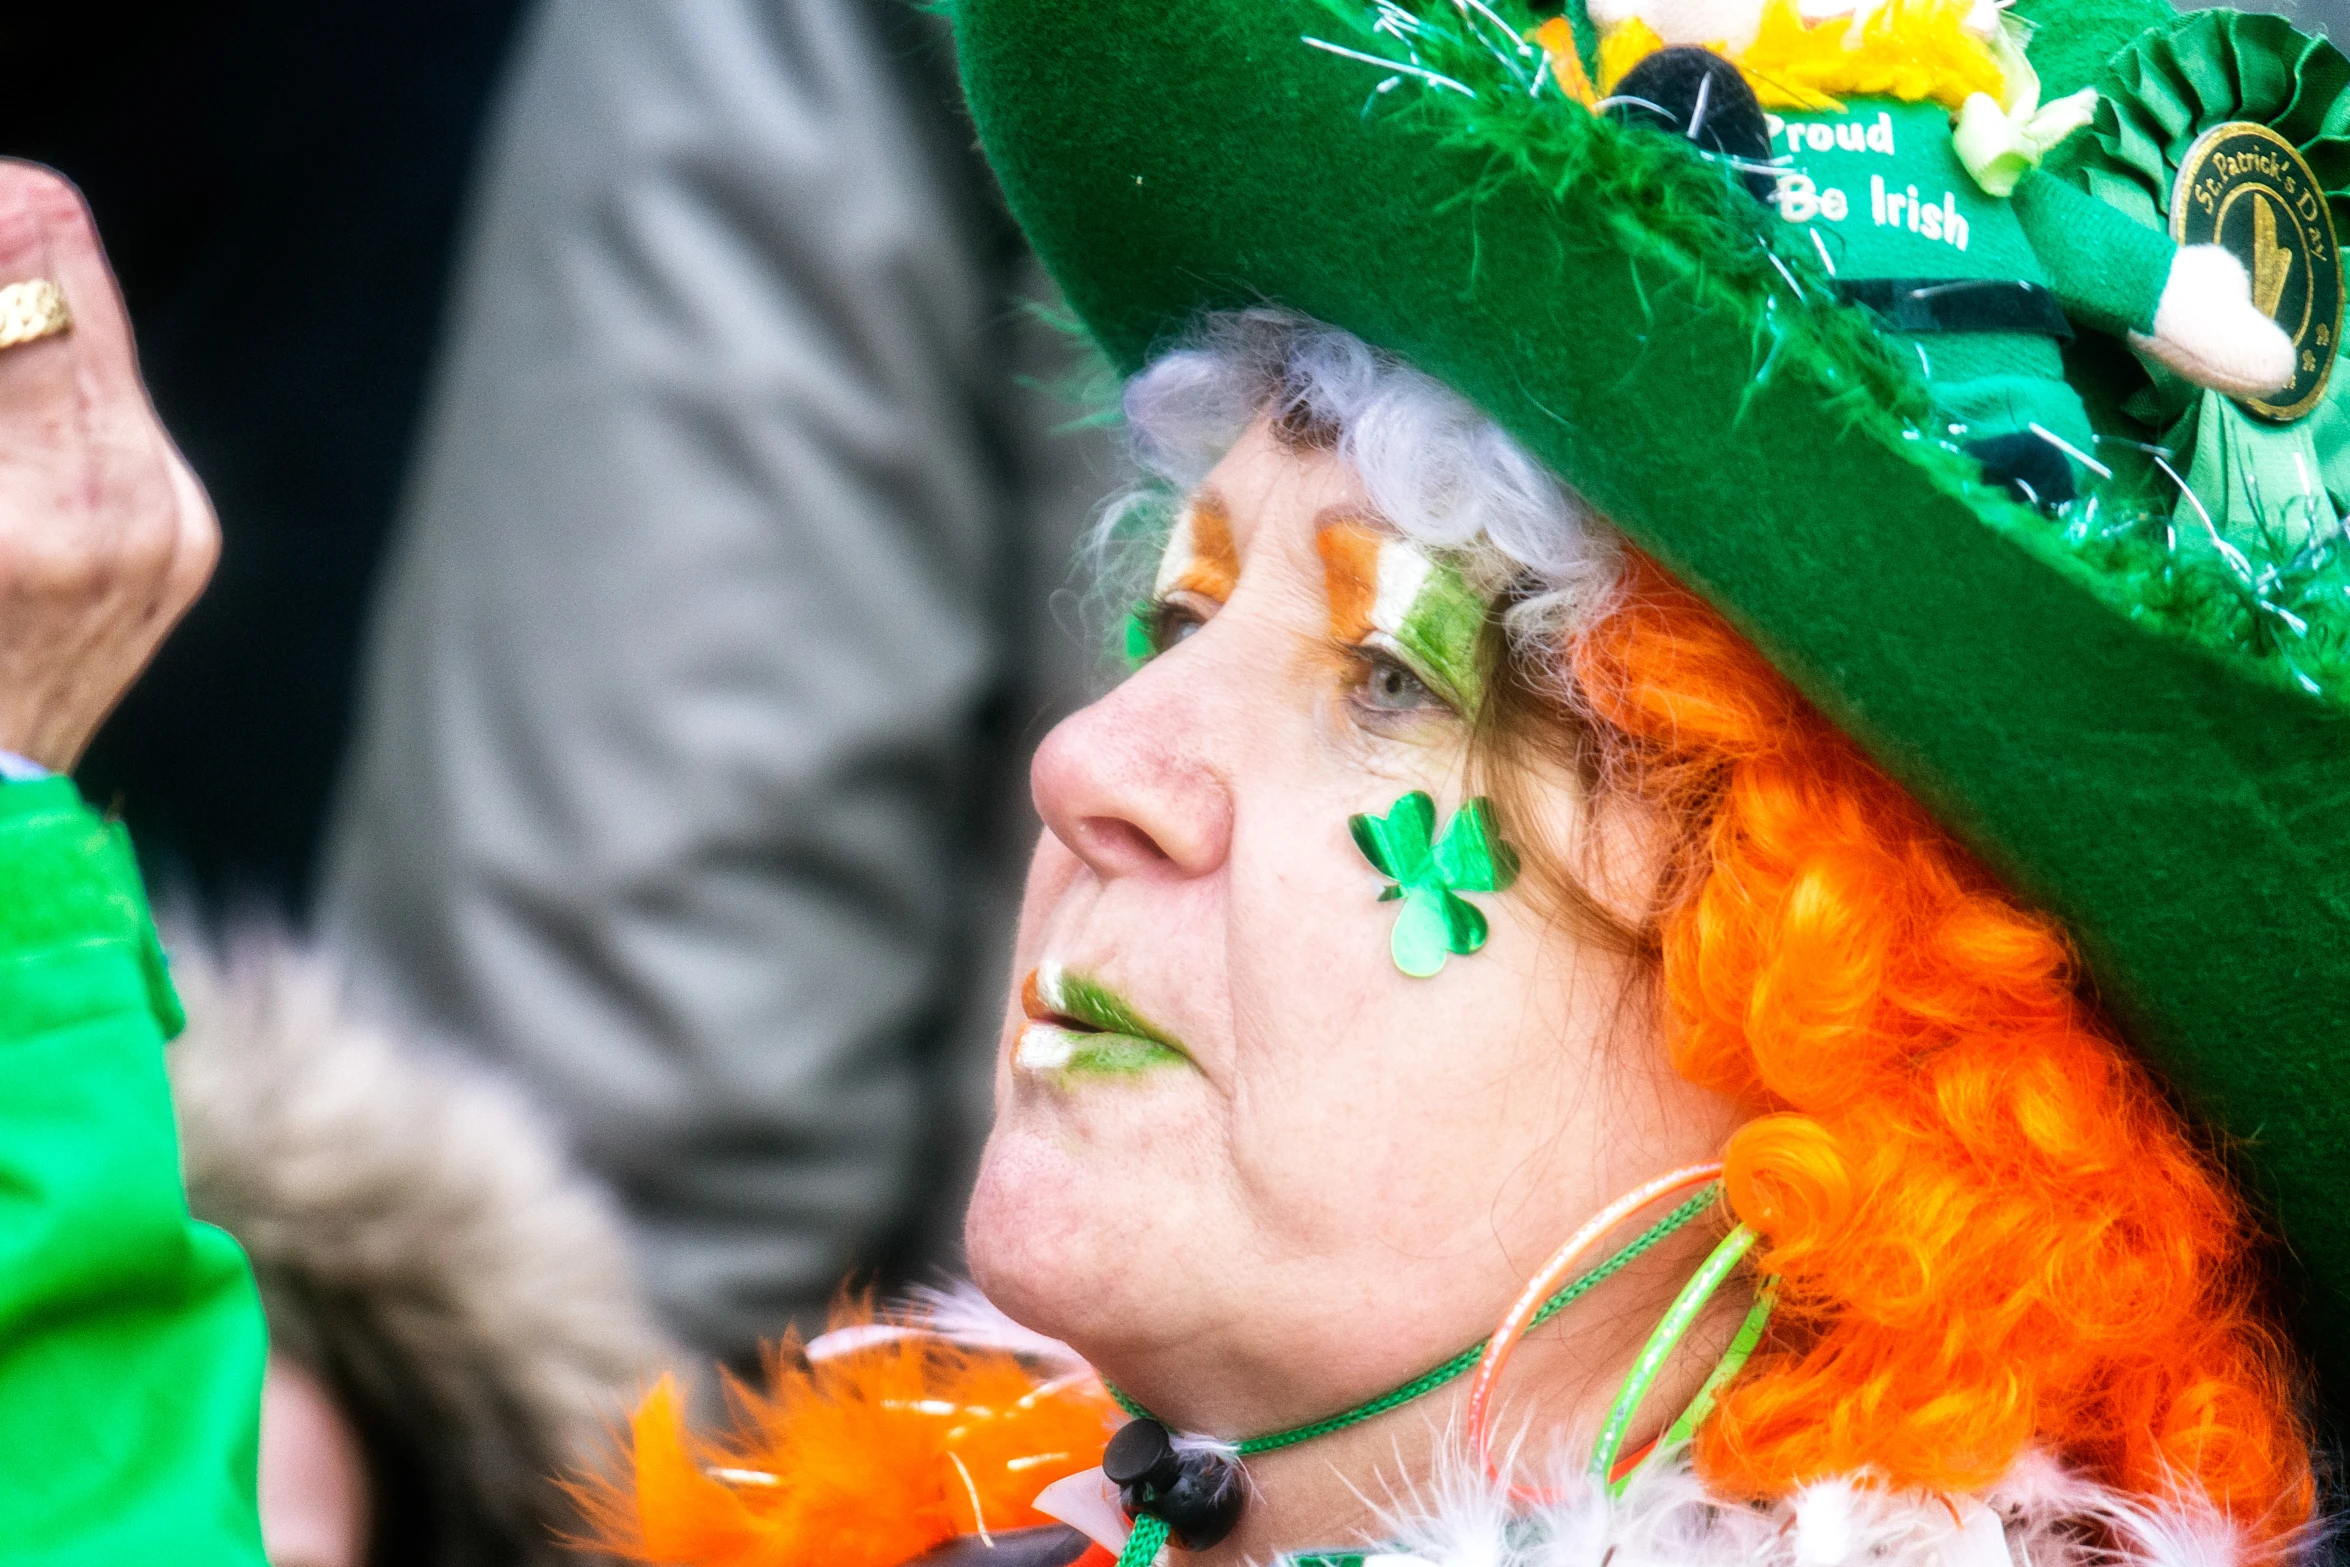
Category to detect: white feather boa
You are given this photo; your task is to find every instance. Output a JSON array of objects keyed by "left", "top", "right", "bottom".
[{"left": 1357, "top": 1445, "right": 2263, "bottom": 1567}]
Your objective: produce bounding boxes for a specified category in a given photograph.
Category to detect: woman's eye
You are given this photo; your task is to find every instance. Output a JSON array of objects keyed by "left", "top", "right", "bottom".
[
  {"left": 1354, "top": 653, "right": 1446, "bottom": 714},
  {"left": 1147, "top": 596, "right": 1210, "bottom": 656}
]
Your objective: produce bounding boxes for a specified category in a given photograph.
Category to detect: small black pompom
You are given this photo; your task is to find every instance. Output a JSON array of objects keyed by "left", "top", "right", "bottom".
[
  {"left": 1608, "top": 47, "right": 1778, "bottom": 203},
  {"left": 1103, "top": 1419, "right": 1247, "bottom": 1553},
  {"left": 1963, "top": 431, "right": 2078, "bottom": 509}
]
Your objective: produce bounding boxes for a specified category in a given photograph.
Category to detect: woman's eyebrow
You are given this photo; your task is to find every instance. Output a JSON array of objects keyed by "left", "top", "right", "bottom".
[
  {"left": 1315, "top": 517, "right": 1385, "bottom": 643},
  {"left": 1156, "top": 489, "right": 1239, "bottom": 601},
  {"left": 1310, "top": 502, "right": 1386, "bottom": 535}
]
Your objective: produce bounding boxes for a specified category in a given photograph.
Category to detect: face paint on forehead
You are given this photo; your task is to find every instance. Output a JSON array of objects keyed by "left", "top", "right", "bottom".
[
  {"left": 1154, "top": 494, "right": 1240, "bottom": 603},
  {"left": 1316, "top": 520, "right": 1489, "bottom": 713}
]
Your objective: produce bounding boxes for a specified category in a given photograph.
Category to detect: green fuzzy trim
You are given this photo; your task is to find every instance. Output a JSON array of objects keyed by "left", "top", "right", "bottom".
[
  {"left": 1015, "top": 295, "right": 1130, "bottom": 434},
  {"left": 1095, "top": 489, "right": 1183, "bottom": 679},
  {"left": 1994, "top": 493, "right": 2350, "bottom": 697}
]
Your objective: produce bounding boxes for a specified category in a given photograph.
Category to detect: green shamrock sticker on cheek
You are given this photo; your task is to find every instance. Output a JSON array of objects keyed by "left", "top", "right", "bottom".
[{"left": 1348, "top": 791, "right": 1521, "bottom": 977}]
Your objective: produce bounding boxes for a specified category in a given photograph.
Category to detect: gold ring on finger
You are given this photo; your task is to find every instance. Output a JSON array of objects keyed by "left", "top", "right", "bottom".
[{"left": 0, "top": 280, "right": 72, "bottom": 351}]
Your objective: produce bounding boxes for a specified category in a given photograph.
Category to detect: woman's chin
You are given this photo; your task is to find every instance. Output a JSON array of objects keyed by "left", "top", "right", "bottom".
[
  {"left": 965, "top": 1111, "right": 1213, "bottom": 1355},
  {"left": 964, "top": 1176, "right": 1114, "bottom": 1348}
]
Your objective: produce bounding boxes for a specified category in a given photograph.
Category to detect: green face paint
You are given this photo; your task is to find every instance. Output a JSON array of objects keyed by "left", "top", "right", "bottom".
[
  {"left": 1122, "top": 601, "right": 1157, "bottom": 670},
  {"left": 1317, "top": 522, "right": 1489, "bottom": 715},
  {"left": 1123, "top": 496, "right": 1243, "bottom": 671},
  {"left": 1015, "top": 963, "right": 1191, "bottom": 1076},
  {"left": 1020, "top": 1029, "right": 1186, "bottom": 1075},
  {"left": 1382, "top": 556, "right": 1487, "bottom": 715},
  {"left": 1348, "top": 791, "right": 1520, "bottom": 977}
]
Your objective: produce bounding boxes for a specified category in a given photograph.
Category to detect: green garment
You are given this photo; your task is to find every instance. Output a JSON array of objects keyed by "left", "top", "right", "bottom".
[
  {"left": 1771, "top": 99, "right": 2173, "bottom": 455},
  {"left": 2008, "top": 170, "right": 2174, "bottom": 339},
  {"left": 0, "top": 776, "right": 267, "bottom": 1565}
]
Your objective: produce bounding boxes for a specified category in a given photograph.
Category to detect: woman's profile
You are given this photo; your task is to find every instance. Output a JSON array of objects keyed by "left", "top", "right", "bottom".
[{"left": 583, "top": 1, "right": 2350, "bottom": 1564}]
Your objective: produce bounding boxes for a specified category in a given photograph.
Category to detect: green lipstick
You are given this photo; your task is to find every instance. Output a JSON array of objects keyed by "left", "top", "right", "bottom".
[{"left": 1016, "top": 964, "right": 1190, "bottom": 1076}]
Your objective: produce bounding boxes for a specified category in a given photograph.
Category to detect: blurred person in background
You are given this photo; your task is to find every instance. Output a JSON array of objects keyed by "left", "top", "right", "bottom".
[{"left": 320, "top": 0, "right": 1122, "bottom": 1367}]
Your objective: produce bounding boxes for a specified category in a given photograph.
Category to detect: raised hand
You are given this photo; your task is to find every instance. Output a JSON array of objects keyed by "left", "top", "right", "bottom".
[{"left": 0, "top": 161, "right": 218, "bottom": 772}]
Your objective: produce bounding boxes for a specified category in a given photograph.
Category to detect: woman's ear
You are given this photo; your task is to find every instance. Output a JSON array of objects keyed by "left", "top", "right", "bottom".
[{"left": 1580, "top": 785, "right": 1683, "bottom": 933}]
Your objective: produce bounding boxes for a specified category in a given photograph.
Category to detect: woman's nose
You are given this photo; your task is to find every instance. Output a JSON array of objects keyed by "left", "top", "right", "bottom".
[{"left": 1029, "top": 665, "right": 1234, "bottom": 882}]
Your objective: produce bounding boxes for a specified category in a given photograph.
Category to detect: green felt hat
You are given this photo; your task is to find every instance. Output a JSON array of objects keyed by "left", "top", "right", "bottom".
[{"left": 952, "top": 0, "right": 2350, "bottom": 1385}]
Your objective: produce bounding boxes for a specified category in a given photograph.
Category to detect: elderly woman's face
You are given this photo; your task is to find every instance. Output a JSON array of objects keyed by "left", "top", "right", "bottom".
[{"left": 968, "top": 420, "right": 1739, "bottom": 1434}]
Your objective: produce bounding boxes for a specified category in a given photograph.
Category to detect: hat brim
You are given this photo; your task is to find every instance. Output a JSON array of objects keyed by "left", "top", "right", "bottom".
[{"left": 953, "top": 0, "right": 2350, "bottom": 1372}]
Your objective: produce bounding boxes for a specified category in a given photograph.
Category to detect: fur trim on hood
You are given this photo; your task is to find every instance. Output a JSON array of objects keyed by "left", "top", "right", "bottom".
[{"left": 167, "top": 927, "right": 674, "bottom": 1566}]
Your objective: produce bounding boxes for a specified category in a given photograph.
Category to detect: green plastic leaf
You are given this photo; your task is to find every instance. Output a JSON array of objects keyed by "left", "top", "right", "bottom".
[
  {"left": 1348, "top": 790, "right": 1439, "bottom": 884},
  {"left": 1349, "top": 791, "right": 1520, "bottom": 977},
  {"left": 1391, "top": 889, "right": 1454, "bottom": 977},
  {"left": 1434, "top": 797, "right": 1521, "bottom": 893},
  {"left": 1438, "top": 888, "right": 1490, "bottom": 956},
  {"left": 1348, "top": 812, "right": 1398, "bottom": 880}
]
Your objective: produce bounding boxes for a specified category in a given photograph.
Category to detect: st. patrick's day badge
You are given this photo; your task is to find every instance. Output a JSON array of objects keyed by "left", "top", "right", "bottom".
[{"left": 2173, "top": 120, "right": 2343, "bottom": 422}]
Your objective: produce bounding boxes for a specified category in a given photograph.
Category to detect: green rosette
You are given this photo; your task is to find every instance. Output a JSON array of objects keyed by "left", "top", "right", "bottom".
[{"left": 2052, "top": 11, "right": 2350, "bottom": 545}]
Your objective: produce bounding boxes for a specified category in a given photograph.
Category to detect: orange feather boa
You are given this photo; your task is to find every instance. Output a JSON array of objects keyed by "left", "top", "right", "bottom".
[{"left": 573, "top": 1305, "right": 1119, "bottom": 1566}]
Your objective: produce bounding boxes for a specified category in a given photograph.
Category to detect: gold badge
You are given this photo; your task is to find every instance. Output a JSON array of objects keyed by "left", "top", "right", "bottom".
[{"left": 2172, "top": 121, "right": 2342, "bottom": 423}]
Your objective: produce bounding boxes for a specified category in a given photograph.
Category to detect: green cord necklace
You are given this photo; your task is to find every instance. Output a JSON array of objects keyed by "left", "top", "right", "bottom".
[{"left": 1097, "top": 1186, "right": 1718, "bottom": 1567}]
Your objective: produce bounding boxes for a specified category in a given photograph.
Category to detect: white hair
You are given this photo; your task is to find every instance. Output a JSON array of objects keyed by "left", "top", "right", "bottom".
[{"left": 1105, "top": 310, "right": 1622, "bottom": 664}]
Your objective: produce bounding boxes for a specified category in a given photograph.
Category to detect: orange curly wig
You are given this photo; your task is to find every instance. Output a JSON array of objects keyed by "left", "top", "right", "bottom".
[{"left": 1537, "top": 555, "right": 2314, "bottom": 1544}]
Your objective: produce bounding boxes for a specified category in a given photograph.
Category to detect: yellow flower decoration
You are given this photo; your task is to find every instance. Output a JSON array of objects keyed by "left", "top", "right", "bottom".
[{"left": 1595, "top": 0, "right": 2010, "bottom": 115}]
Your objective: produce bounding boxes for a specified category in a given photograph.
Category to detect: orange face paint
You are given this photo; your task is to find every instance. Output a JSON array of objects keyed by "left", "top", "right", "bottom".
[
  {"left": 1154, "top": 495, "right": 1239, "bottom": 604},
  {"left": 1316, "top": 519, "right": 1488, "bottom": 712},
  {"left": 1317, "top": 521, "right": 1385, "bottom": 645}
]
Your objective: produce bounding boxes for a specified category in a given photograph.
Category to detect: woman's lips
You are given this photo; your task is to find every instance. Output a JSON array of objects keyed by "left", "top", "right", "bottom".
[{"left": 1015, "top": 963, "right": 1190, "bottom": 1077}]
